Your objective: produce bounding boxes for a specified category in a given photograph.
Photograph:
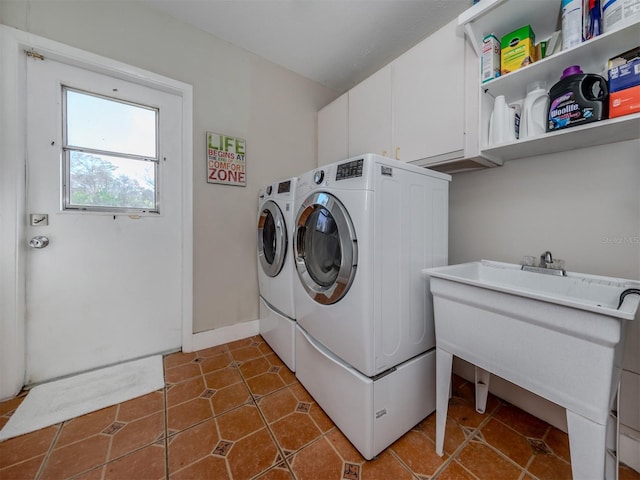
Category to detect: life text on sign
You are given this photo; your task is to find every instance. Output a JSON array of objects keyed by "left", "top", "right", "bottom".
[{"left": 206, "top": 132, "right": 246, "bottom": 187}]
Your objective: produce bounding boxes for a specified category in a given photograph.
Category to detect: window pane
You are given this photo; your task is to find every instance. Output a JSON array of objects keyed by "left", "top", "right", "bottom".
[
  {"left": 66, "top": 89, "right": 157, "bottom": 158},
  {"left": 69, "top": 151, "right": 156, "bottom": 210}
]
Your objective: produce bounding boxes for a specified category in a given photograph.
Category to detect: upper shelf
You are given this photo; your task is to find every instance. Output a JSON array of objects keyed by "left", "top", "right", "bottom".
[
  {"left": 459, "top": 0, "right": 640, "bottom": 164},
  {"left": 458, "top": 0, "right": 561, "bottom": 56},
  {"left": 481, "top": 21, "right": 640, "bottom": 101}
]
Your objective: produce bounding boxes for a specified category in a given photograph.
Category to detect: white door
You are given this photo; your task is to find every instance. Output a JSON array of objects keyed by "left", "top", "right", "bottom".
[{"left": 25, "top": 57, "right": 183, "bottom": 385}]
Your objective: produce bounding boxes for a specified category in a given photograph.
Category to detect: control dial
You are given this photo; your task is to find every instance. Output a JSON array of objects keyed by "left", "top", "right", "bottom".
[{"left": 313, "top": 170, "right": 324, "bottom": 185}]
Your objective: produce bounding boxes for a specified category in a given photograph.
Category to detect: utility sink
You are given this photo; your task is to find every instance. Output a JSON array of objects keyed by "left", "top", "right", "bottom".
[{"left": 424, "top": 260, "right": 640, "bottom": 480}]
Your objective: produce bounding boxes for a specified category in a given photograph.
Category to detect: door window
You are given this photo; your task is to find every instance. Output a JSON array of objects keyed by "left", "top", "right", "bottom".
[
  {"left": 258, "top": 201, "right": 287, "bottom": 277},
  {"left": 304, "top": 207, "right": 341, "bottom": 287},
  {"left": 62, "top": 87, "right": 159, "bottom": 213},
  {"left": 261, "top": 210, "right": 277, "bottom": 265},
  {"left": 294, "top": 192, "right": 358, "bottom": 305}
]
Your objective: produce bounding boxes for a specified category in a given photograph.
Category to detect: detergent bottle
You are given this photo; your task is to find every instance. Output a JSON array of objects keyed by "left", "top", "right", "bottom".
[
  {"left": 520, "top": 81, "right": 549, "bottom": 139},
  {"left": 547, "top": 65, "right": 608, "bottom": 132},
  {"left": 489, "top": 95, "right": 519, "bottom": 145}
]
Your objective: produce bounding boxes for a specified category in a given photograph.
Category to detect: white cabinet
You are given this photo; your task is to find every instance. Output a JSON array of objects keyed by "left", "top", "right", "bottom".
[
  {"left": 347, "top": 19, "right": 469, "bottom": 164},
  {"left": 348, "top": 65, "right": 392, "bottom": 159},
  {"left": 318, "top": 92, "right": 348, "bottom": 166},
  {"left": 459, "top": 0, "right": 640, "bottom": 163},
  {"left": 348, "top": 19, "right": 488, "bottom": 171},
  {"left": 318, "top": 18, "right": 493, "bottom": 173},
  {"left": 393, "top": 19, "right": 465, "bottom": 164}
]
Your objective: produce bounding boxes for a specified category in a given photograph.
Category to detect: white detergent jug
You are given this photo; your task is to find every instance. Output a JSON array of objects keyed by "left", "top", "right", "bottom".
[
  {"left": 489, "top": 95, "right": 519, "bottom": 146},
  {"left": 520, "top": 81, "right": 549, "bottom": 139}
]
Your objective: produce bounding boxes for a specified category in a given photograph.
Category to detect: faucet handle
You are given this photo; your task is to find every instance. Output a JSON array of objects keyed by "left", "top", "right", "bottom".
[
  {"left": 540, "top": 251, "right": 553, "bottom": 266},
  {"left": 548, "top": 258, "right": 566, "bottom": 271}
]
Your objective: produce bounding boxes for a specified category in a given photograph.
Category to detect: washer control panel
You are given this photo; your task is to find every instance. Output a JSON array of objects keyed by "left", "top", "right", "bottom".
[{"left": 336, "top": 159, "right": 364, "bottom": 181}]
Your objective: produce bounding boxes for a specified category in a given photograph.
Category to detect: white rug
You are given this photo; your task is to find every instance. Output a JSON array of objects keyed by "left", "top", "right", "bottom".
[{"left": 0, "top": 355, "right": 164, "bottom": 441}]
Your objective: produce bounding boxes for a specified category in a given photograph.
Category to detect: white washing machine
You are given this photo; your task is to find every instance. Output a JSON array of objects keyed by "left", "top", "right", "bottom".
[
  {"left": 292, "top": 153, "right": 450, "bottom": 459},
  {"left": 257, "top": 177, "right": 298, "bottom": 371}
]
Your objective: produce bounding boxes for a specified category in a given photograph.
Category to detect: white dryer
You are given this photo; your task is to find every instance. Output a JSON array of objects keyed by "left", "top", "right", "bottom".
[
  {"left": 257, "top": 177, "right": 297, "bottom": 371},
  {"left": 292, "top": 154, "right": 450, "bottom": 459}
]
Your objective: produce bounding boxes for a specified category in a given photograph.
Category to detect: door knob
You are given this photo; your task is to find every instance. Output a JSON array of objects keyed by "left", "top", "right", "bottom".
[{"left": 29, "top": 236, "right": 49, "bottom": 249}]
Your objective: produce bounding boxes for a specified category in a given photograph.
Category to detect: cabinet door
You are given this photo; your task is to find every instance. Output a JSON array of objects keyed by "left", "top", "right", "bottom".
[
  {"left": 318, "top": 93, "right": 348, "bottom": 166},
  {"left": 348, "top": 65, "right": 392, "bottom": 158},
  {"left": 393, "top": 19, "right": 465, "bottom": 163}
]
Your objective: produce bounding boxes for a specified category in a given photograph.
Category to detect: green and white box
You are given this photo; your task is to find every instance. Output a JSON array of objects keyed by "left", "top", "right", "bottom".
[{"left": 481, "top": 34, "right": 501, "bottom": 83}]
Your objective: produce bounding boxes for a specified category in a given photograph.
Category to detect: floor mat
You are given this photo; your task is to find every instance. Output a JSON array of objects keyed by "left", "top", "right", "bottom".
[{"left": 0, "top": 355, "right": 164, "bottom": 441}]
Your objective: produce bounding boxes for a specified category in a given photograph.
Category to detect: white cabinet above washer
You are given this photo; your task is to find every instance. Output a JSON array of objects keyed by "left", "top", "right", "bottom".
[
  {"left": 317, "top": 19, "right": 496, "bottom": 173},
  {"left": 348, "top": 65, "right": 393, "bottom": 160},
  {"left": 318, "top": 92, "right": 348, "bottom": 167}
]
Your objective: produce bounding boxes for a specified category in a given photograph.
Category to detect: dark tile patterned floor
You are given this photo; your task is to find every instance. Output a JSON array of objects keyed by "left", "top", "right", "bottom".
[{"left": 1, "top": 335, "right": 638, "bottom": 479}]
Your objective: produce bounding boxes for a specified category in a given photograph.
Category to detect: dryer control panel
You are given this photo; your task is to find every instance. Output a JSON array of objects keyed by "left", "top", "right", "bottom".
[
  {"left": 336, "top": 159, "right": 364, "bottom": 181},
  {"left": 277, "top": 180, "right": 291, "bottom": 193}
]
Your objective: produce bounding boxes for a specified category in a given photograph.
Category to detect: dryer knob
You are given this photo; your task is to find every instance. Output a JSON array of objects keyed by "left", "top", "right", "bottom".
[
  {"left": 313, "top": 170, "right": 324, "bottom": 185},
  {"left": 266, "top": 185, "right": 272, "bottom": 195}
]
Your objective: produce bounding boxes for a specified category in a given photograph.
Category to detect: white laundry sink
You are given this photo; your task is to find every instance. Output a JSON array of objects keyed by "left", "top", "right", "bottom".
[{"left": 424, "top": 260, "right": 640, "bottom": 480}]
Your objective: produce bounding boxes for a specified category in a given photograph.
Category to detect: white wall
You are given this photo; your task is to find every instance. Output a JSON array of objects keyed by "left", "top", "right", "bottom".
[
  {"left": 449, "top": 141, "right": 640, "bottom": 280},
  {"left": 449, "top": 139, "right": 640, "bottom": 434},
  {"left": 0, "top": 0, "right": 336, "bottom": 334}
]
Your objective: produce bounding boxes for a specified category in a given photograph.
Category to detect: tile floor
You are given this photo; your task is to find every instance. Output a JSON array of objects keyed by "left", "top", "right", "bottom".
[{"left": 1, "top": 335, "right": 638, "bottom": 480}]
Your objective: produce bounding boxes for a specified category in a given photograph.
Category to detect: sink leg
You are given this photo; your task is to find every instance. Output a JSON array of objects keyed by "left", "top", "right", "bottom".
[
  {"left": 566, "top": 409, "right": 607, "bottom": 480},
  {"left": 436, "top": 348, "right": 453, "bottom": 457},
  {"left": 474, "top": 366, "right": 491, "bottom": 414}
]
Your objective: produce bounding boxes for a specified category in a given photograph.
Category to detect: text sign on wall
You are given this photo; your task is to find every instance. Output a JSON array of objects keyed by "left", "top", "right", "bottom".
[{"left": 207, "top": 132, "right": 246, "bottom": 187}]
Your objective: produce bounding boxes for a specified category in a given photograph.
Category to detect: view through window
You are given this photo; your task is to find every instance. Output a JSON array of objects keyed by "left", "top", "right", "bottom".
[{"left": 63, "top": 87, "right": 159, "bottom": 212}]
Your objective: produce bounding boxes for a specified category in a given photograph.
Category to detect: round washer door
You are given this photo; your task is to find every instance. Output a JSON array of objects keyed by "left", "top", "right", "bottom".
[
  {"left": 258, "top": 200, "right": 287, "bottom": 277},
  {"left": 294, "top": 192, "right": 357, "bottom": 305}
]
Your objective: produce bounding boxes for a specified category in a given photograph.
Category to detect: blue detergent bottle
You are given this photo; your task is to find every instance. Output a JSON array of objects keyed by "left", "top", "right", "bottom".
[{"left": 547, "top": 65, "right": 608, "bottom": 131}]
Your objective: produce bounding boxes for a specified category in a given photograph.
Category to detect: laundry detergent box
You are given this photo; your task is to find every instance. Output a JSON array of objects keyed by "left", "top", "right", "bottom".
[
  {"left": 501, "top": 25, "right": 536, "bottom": 75},
  {"left": 609, "top": 84, "right": 640, "bottom": 118},
  {"left": 481, "top": 34, "right": 501, "bottom": 83},
  {"left": 607, "top": 47, "right": 640, "bottom": 93}
]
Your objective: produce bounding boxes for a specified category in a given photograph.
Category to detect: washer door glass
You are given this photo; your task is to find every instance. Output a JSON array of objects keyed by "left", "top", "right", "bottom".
[
  {"left": 295, "top": 192, "right": 357, "bottom": 305},
  {"left": 258, "top": 200, "right": 287, "bottom": 277}
]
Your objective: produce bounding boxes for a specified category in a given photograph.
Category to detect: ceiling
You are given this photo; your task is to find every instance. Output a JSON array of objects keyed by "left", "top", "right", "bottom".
[{"left": 143, "top": 0, "right": 471, "bottom": 93}]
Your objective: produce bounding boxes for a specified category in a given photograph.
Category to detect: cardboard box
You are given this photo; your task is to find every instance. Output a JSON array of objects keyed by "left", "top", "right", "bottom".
[
  {"left": 535, "top": 40, "right": 547, "bottom": 60},
  {"left": 481, "top": 34, "right": 501, "bottom": 83},
  {"left": 500, "top": 25, "right": 536, "bottom": 75},
  {"left": 609, "top": 84, "right": 640, "bottom": 118},
  {"left": 608, "top": 57, "right": 640, "bottom": 93}
]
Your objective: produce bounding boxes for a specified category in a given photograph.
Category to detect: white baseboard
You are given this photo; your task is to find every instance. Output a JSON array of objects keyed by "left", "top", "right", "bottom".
[{"left": 186, "top": 320, "right": 260, "bottom": 353}]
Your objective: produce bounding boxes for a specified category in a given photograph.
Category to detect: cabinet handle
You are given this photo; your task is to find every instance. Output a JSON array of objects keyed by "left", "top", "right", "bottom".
[{"left": 395, "top": 146, "right": 400, "bottom": 160}]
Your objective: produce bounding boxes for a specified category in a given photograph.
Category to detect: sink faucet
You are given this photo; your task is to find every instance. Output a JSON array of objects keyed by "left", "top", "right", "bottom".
[
  {"left": 522, "top": 251, "right": 565, "bottom": 276},
  {"left": 540, "top": 251, "right": 553, "bottom": 267}
]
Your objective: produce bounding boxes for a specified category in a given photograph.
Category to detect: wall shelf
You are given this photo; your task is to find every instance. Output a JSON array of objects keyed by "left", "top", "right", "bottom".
[
  {"left": 481, "top": 22, "right": 640, "bottom": 102},
  {"left": 459, "top": 0, "right": 560, "bottom": 56},
  {"left": 481, "top": 113, "right": 640, "bottom": 162},
  {"left": 458, "top": 0, "right": 640, "bottom": 164}
]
